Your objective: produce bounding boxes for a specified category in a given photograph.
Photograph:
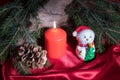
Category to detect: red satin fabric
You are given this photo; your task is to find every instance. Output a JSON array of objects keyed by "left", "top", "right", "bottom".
[{"left": 2, "top": 43, "right": 120, "bottom": 80}]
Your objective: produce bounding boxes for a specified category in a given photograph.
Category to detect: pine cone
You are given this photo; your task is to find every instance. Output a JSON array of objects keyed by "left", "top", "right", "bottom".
[{"left": 17, "top": 43, "right": 47, "bottom": 69}]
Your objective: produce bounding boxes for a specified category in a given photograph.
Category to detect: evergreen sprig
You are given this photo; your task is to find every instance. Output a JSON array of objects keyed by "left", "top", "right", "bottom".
[
  {"left": 0, "top": 0, "right": 47, "bottom": 75},
  {"left": 13, "top": 61, "right": 30, "bottom": 75},
  {"left": 66, "top": 0, "right": 120, "bottom": 53}
]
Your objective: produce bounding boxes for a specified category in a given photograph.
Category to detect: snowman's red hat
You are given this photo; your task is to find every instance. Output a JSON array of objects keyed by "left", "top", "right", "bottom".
[{"left": 73, "top": 26, "right": 90, "bottom": 37}]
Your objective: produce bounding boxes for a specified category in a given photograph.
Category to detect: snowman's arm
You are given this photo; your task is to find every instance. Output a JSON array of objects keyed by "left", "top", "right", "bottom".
[
  {"left": 77, "top": 46, "right": 83, "bottom": 55},
  {"left": 93, "top": 45, "right": 95, "bottom": 52},
  {"left": 77, "top": 46, "right": 82, "bottom": 51}
]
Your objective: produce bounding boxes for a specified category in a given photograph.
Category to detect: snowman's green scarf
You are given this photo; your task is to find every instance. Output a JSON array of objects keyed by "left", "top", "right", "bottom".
[{"left": 84, "top": 46, "right": 95, "bottom": 61}]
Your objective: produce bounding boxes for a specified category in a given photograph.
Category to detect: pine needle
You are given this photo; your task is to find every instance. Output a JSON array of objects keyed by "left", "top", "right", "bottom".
[
  {"left": 106, "top": 32, "right": 119, "bottom": 44},
  {"left": 0, "top": 27, "right": 20, "bottom": 59},
  {"left": 106, "top": 28, "right": 120, "bottom": 34},
  {"left": 14, "top": 61, "right": 30, "bottom": 75}
]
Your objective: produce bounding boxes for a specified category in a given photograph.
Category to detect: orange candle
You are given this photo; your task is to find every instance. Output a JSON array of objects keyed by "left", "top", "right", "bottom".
[{"left": 45, "top": 21, "right": 67, "bottom": 59}]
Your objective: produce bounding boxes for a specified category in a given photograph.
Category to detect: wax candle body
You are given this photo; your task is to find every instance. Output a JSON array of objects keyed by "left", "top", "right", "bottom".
[{"left": 45, "top": 28, "right": 67, "bottom": 59}]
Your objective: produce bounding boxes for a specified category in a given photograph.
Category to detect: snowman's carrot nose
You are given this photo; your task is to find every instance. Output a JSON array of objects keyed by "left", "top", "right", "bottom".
[{"left": 86, "top": 38, "right": 89, "bottom": 41}]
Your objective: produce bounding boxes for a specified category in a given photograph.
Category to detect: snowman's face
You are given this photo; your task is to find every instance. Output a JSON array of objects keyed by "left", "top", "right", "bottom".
[{"left": 77, "top": 30, "right": 95, "bottom": 44}]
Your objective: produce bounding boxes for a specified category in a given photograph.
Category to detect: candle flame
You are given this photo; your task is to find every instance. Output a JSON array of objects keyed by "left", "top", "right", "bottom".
[{"left": 53, "top": 21, "right": 56, "bottom": 28}]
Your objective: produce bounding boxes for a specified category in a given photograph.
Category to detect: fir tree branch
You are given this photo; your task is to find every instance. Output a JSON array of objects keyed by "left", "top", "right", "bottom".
[
  {"left": 97, "top": 32, "right": 104, "bottom": 53},
  {"left": 0, "top": 8, "right": 9, "bottom": 14},
  {"left": 0, "top": 0, "right": 48, "bottom": 75},
  {"left": 103, "top": 0, "right": 120, "bottom": 5},
  {"left": 98, "top": 32, "right": 103, "bottom": 46},
  {"left": 106, "top": 28, "right": 120, "bottom": 34},
  {"left": 20, "top": 11, "right": 36, "bottom": 43},
  {"left": 76, "top": 0, "right": 89, "bottom": 11},
  {"left": 21, "top": 25, "right": 36, "bottom": 43},
  {"left": 14, "top": 61, "right": 30, "bottom": 75},
  {"left": 106, "top": 32, "right": 120, "bottom": 44},
  {"left": 90, "top": 13, "right": 104, "bottom": 30},
  {"left": 0, "top": 27, "right": 20, "bottom": 57},
  {"left": 0, "top": 6, "right": 23, "bottom": 16},
  {"left": 0, "top": 7, "right": 26, "bottom": 60}
]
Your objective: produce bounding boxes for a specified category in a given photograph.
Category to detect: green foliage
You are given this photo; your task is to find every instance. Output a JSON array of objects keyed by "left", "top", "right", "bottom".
[
  {"left": 13, "top": 61, "right": 30, "bottom": 75},
  {"left": 66, "top": 0, "right": 120, "bottom": 53},
  {"left": 0, "top": 0, "right": 47, "bottom": 75}
]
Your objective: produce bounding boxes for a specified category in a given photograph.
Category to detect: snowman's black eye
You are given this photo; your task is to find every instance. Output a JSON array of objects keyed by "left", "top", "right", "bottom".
[
  {"left": 90, "top": 36, "right": 92, "bottom": 38},
  {"left": 84, "top": 36, "right": 86, "bottom": 38}
]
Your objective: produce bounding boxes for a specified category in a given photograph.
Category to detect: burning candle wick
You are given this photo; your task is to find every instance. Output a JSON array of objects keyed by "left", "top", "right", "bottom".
[{"left": 53, "top": 21, "right": 56, "bottom": 28}]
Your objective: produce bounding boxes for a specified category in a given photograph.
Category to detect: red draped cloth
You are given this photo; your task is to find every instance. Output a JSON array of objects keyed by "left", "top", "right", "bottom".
[
  {"left": 2, "top": 42, "right": 120, "bottom": 80},
  {"left": 1, "top": 1, "right": 120, "bottom": 80}
]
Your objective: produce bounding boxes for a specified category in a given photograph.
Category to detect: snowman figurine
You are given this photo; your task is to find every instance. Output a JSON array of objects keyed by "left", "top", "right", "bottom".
[{"left": 73, "top": 26, "right": 95, "bottom": 61}]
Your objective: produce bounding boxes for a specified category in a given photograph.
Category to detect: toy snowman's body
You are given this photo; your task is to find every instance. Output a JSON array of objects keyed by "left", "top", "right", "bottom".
[{"left": 73, "top": 26, "right": 95, "bottom": 61}]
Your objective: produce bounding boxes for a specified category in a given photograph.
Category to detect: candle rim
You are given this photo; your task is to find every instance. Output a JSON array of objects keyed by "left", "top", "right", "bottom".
[{"left": 45, "top": 28, "right": 67, "bottom": 39}]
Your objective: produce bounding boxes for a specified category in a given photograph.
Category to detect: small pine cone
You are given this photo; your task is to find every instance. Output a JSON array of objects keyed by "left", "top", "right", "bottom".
[
  {"left": 21, "top": 55, "right": 27, "bottom": 63},
  {"left": 41, "top": 55, "right": 47, "bottom": 65},
  {"left": 33, "top": 46, "right": 42, "bottom": 53},
  {"left": 18, "top": 46, "right": 25, "bottom": 56},
  {"left": 25, "top": 58, "right": 35, "bottom": 67},
  {"left": 31, "top": 49, "right": 47, "bottom": 69},
  {"left": 40, "top": 50, "right": 47, "bottom": 57},
  {"left": 36, "top": 52, "right": 41, "bottom": 58},
  {"left": 29, "top": 44, "right": 34, "bottom": 50},
  {"left": 28, "top": 53, "right": 34, "bottom": 58},
  {"left": 36, "top": 63, "right": 43, "bottom": 68},
  {"left": 26, "top": 61, "right": 32, "bottom": 67},
  {"left": 17, "top": 43, "right": 48, "bottom": 69},
  {"left": 37, "top": 58, "right": 44, "bottom": 64},
  {"left": 38, "top": 46, "right": 42, "bottom": 51},
  {"left": 32, "top": 62, "right": 38, "bottom": 69},
  {"left": 23, "top": 43, "right": 29, "bottom": 49}
]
